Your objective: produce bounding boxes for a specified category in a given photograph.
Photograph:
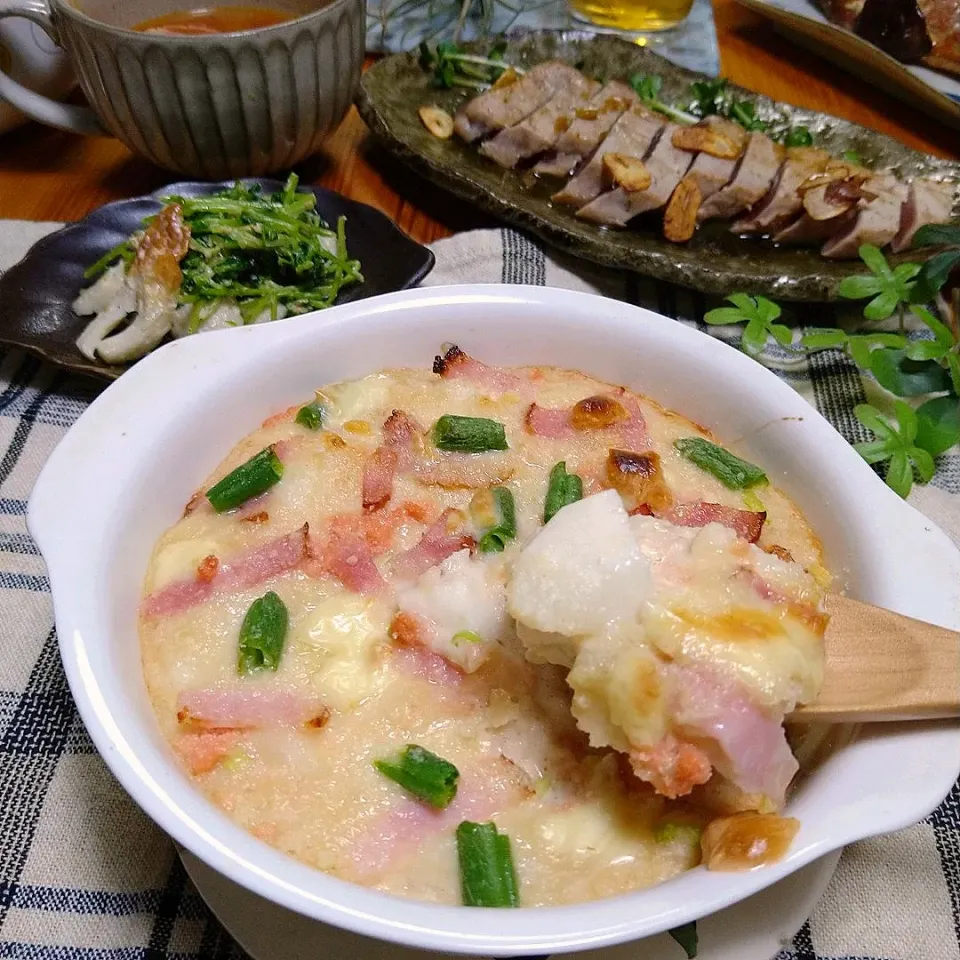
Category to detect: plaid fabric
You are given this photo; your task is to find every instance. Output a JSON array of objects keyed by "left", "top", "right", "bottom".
[{"left": 0, "top": 222, "right": 958, "bottom": 959}]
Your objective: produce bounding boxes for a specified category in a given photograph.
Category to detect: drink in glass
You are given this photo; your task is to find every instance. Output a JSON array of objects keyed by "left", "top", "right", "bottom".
[{"left": 570, "top": 0, "right": 695, "bottom": 31}]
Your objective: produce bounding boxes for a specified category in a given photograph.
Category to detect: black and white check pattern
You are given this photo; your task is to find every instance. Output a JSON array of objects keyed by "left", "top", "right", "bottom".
[{"left": 0, "top": 223, "right": 956, "bottom": 959}]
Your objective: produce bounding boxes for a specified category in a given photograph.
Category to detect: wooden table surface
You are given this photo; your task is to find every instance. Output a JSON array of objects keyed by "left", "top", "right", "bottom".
[{"left": 0, "top": 0, "right": 957, "bottom": 239}]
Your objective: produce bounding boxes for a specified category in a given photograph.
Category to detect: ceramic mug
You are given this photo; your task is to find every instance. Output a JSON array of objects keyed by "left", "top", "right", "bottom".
[
  {"left": 0, "top": 0, "right": 365, "bottom": 178},
  {"left": 0, "top": 14, "right": 74, "bottom": 135}
]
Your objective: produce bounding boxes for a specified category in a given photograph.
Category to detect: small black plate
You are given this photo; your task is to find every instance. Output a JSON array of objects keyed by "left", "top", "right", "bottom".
[{"left": 0, "top": 179, "right": 436, "bottom": 380}]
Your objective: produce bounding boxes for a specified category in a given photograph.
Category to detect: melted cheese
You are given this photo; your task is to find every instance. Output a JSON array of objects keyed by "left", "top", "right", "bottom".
[
  {"left": 288, "top": 596, "right": 390, "bottom": 709},
  {"left": 319, "top": 375, "right": 393, "bottom": 430},
  {"left": 150, "top": 537, "right": 222, "bottom": 592}
]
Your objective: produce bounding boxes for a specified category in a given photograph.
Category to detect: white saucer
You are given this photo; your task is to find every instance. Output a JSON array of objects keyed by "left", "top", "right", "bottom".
[{"left": 180, "top": 846, "right": 841, "bottom": 960}]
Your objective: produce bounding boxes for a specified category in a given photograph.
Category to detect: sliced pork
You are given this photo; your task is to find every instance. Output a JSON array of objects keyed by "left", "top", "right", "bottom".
[
  {"left": 673, "top": 117, "right": 748, "bottom": 207},
  {"left": 479, "top": 73, "right": 598, "bottom": 168},
  {"left": 821, "top": 174, "right": 909, "bottom": 258},
  {"left": 552, "top": 105, "right": 664, "bottom": 208},
  {"left": 697, "top": 133, "right": 786, "bottom": 223},
  {"left": 453, "top": 62, "right": 584, "bottom": 143},
  {"left": 891, "top": 178, "right": 956, "bottom": 252},
  {"left": 534, "top": 81, "right": 637, "bottom": 178},
  {"left": 734, "top": 147, "right": 831, "bottom": 235},
  {"left": 576, "top": 121, "right": 695, "bottom": 227},
  {"left": 773, "top": 210, "right": 856, "bottom": 245}
]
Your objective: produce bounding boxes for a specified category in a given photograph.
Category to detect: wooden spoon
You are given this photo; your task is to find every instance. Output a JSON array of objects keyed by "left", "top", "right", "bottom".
[{"left": 790, "top": 594, "right": 960, "bottom": 723}]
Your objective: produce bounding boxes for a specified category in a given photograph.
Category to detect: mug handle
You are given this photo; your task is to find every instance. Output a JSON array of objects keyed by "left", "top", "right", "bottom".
[{"left": 0, "top": 0, "right": 106, "bottom": 135}]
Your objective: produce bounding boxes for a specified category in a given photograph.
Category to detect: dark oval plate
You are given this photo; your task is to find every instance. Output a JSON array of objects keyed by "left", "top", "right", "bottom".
[
  {"left": 0, "top": 179, "right": 436, "bottom": 381},
  {"left": 357, "top": 30, "right": 960, "bottom": 301}
]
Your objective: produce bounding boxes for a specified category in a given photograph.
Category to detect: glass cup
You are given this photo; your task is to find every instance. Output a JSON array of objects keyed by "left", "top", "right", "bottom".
[{"left": 570, "top": 0, "right": 695, "bottom": 32}]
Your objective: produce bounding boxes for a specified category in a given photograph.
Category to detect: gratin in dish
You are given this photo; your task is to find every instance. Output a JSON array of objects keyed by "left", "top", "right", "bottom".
[{"left": 139, "top": 346, "right": 830, "bottom": 907}]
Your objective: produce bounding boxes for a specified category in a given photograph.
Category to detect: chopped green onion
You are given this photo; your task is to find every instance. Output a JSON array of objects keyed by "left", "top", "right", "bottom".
[
  {"left": 669, "top": 921, "right": 699, "bottom": 959},
  {"left": 742, "top": 488, "right": 765, "bottom": 512},
  {"left": 206, "top": 446, "right": 284, "bottom": 512},
  {"left": 452, "top": 630, "right": 483, "bottom": 646},
  {"left": 674, "top": 437, "right": 767, "bottom": 490},
  {"left": 543, "top": 461, "right": 583, "bottom": 523},
  {"left": 374, "top": 744, "right": 460, "bottom": 809},
  {"left": 842, "top": 149, "right": 863, "bottom": 165},
  {"left": 456, "top": 821, "right": 519, "bottom": 907},
  {"left": 238, "top": 591, "right": 289, "bottom": 675},
  {"left": 295, "top": 400, "right": 324, "bottom": 430},
  {"left": 655, "top": 822, "right": 703, "bottom": 845},
  {"left": 432, "top": 415, "right": 508, "bottom": 452},
  {"left": 471, "top": 486, "right": 517, "bottom": 553},
  {"left": 783, "top": 126, "right": 813, "bottom": 147}
]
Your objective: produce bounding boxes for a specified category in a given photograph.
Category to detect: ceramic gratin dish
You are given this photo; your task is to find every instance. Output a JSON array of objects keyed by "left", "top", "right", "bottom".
[{"left": 27, "top": 286, "right": 960, "bottom": 956}]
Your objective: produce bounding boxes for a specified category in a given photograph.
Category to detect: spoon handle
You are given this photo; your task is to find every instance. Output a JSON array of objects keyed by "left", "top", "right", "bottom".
[{"left": 790, "top": 593, "right": 960, "bottom": 723}]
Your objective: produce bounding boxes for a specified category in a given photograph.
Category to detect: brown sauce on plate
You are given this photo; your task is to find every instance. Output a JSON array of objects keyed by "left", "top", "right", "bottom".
[{"left": 133, "top": 6, "right": 294, "bottom": 35}]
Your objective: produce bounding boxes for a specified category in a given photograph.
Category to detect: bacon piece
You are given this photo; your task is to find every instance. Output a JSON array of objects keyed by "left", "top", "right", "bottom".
[
  {"left": 362, "top": 411, "right": 424, "bottom": 512},
  {"left": 260, "top": 404, "right": 300, "bottom": 429},
  {"left": 362, "top": 446, "right": 399, "bottom": 513},
  {"left": 141, "top": 526, "right": 309, "bottom": 618},
  {"left": 524, "top": 390, "right": 648, "bottom": 448},
  {"left": 270, "top": 437, "right": 304, "bottom": 463},
  {"left": 629, "top": 734, "right": 713, "bottom": 799},
  {"left": 383, "top": 409, "right": 421, "bottom": 457},
  {"left": 217, "top": 525, "right": 309, "bottom": 590},
  {"left": 390, "top": 640, "right": 466, "bottom": 688},
  {"left": 303, "top": 504, "right": 425, "bottom": 590},
  {"left": 348, "top": 763, "right": 525, "bottom": 879},
  {"left": 142, "top": 577, "right": 214, "bottom": 619},
  {"left": 433, "top": 345, "right": 525, "bottom": 395},
  {"left": 322, "top": 529, "right": 387, "bottom": 595},
  {"left": 741, "top": 570, "right": 829, "bottom": 634},
  {"left": 667, "top": 663, "right": 798, "bottom": 809},
  {"left": 177, "top": 689, "right": 330, "bottom": 731},
  {"left": 175, "top": 730, "right": 239, "bottom": 776},
  {"left": 525, "top": 404, "right": 574, "bottom": 438},
  {"left": 661, "top": 501, "right": 766, "bottom": 543},
  {"left": 393, "top": 508, "right": 474, "bottom": 580}
]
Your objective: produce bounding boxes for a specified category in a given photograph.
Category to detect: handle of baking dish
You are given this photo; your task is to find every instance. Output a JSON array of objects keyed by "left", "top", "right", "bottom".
[{"left": 881, "top": 492, "right": 960, "bottom": 628}]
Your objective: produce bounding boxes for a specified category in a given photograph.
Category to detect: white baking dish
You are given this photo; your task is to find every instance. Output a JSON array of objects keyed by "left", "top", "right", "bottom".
[{"left": 27, "top": 285, "right": 960, "bottom": 956}]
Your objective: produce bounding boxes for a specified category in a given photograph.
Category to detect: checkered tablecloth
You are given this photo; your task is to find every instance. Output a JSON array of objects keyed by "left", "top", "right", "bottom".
[{"left": 0, "top": 221, "right": 958, "bottom": 959}]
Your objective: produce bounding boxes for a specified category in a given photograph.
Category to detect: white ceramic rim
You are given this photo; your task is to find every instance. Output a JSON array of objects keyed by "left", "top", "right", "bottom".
[{"left": 27, "top": 285, "right": 960, "bottom": 957}]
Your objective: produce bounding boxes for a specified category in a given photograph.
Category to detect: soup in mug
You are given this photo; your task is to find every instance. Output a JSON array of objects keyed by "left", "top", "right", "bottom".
[{"left": 133, "top": 6, "right": 295, "bottom": 34}]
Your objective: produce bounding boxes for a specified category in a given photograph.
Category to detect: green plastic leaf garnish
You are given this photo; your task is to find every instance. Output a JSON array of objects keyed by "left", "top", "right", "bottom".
[{"left": 854, "top": 401, "right": 936, "bottom": 498}]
